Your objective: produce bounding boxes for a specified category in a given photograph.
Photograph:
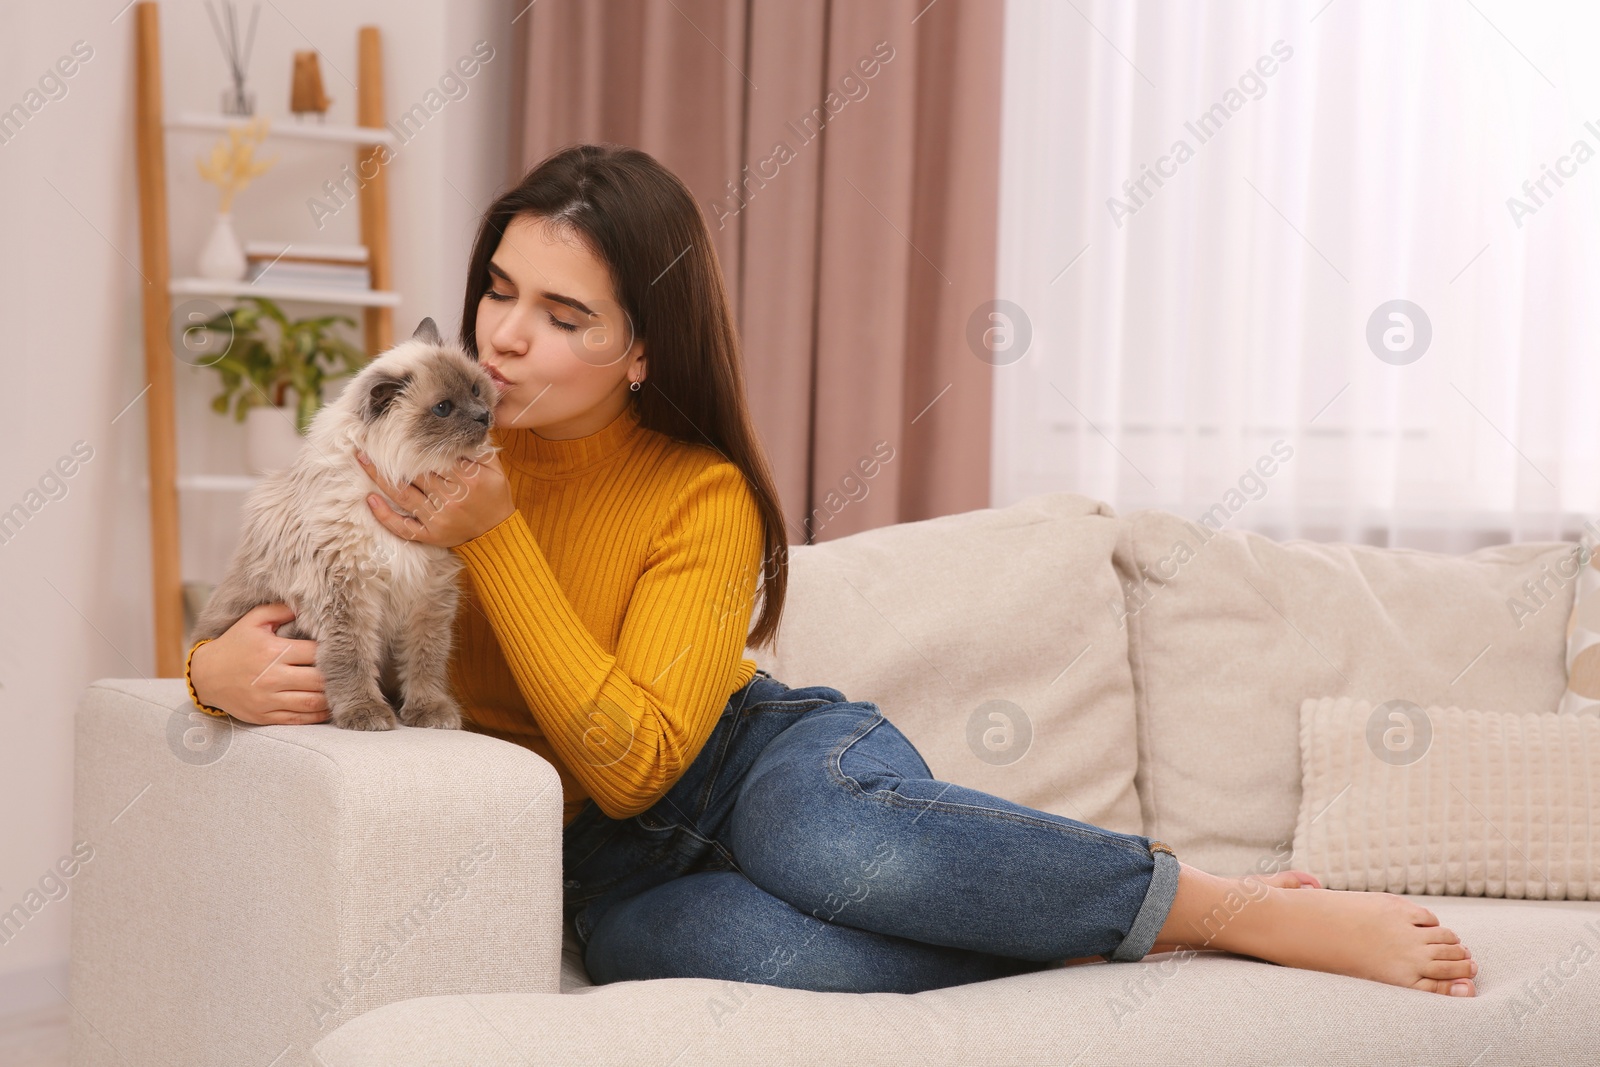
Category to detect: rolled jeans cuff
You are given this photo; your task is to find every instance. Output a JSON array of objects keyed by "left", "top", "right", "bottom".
[{"left": 1108, "top": 841, "right": 1180, "bottom": 962}]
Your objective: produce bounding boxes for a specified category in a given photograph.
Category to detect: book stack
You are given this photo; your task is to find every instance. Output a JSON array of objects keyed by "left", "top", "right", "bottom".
[{"left": 244, "top": 242, "right": 371, "bottom": 290}]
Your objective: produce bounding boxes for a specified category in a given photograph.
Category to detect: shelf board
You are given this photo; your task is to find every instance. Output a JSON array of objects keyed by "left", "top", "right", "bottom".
[
  {"left": 171, "top": 277, "right": 401, "bottom": 308},
  {"left": 177, "top": 474, "right": 264, "bottom": 492},
  {"left": 138, "top": 475, "right": 264, "bottom": 492},
  {"left": 168, "top": 111, "right": 398, "bottom": 146}
]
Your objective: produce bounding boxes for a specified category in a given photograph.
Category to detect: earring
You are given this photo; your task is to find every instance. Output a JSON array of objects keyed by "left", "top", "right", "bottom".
[{"left": 629, "top": 380, "right": 641, "bottom": 392}]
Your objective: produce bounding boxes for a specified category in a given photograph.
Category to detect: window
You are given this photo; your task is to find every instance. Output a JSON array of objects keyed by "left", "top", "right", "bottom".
[{"left": 995, "top": 0, "right": 1600, "bottom": 550}]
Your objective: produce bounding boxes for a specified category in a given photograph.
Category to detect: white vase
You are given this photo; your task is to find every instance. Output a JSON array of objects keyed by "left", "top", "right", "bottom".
[
  {"left": 245, "top": 404, "right": 305, "bottom": 475},
  {"left": 198, "top": 212, "right": 247, "bottom": 281}
]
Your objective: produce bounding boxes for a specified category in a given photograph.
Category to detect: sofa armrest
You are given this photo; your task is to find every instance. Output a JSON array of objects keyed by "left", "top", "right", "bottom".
[{"left": 69, "top": 679, "right": 564, "bottom": 1067}]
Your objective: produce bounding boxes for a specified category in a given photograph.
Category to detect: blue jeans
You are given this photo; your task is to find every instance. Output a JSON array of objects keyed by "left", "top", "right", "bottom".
[{"left": 561, "top": 669, "right": 1182, "bottom": 994}]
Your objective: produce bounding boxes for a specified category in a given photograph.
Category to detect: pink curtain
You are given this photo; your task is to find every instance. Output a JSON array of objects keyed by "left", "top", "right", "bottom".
[{"left": 511, "top": 0, "right": 1004, "bottom": 542}]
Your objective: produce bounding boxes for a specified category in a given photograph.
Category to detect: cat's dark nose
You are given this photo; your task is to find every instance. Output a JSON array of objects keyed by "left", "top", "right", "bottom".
[{"left": 473, "top": 410, "right": 490, "bottom": 426}]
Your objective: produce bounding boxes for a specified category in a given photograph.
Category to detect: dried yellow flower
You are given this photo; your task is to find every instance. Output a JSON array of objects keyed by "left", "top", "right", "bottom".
[{"left": 196, "top": 116, "right": 278, "bottom": 213}]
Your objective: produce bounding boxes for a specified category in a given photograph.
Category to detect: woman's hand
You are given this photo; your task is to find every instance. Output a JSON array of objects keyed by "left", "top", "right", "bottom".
[
  {"left": 190, "top": 602, "right": 329, "bottom": 725},
  {"left": 355, "top": 447, "right": 515, "bottom": 549}
]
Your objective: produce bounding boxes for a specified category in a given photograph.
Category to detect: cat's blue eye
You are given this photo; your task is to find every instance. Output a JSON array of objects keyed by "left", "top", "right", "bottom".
[
  {"left": 471, "top": 383, "right": 480, "bottom": 397},
  {"left": 432, "top": 400, "right": 454, "bottom": 417}
]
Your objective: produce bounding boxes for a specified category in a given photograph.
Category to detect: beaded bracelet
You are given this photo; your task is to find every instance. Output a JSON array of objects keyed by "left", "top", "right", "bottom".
[{"left": 184, "top": 638, "right": 230, "bottom": 719}]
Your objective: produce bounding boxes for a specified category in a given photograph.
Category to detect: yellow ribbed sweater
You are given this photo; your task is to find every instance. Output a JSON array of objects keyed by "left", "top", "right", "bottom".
[{"left": 449, "top": 400, "right": 765, "bottom": 826}]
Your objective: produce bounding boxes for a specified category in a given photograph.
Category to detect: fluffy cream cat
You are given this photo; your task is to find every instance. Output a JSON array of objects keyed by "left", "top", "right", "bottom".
[{"left": 191, "top": 318, "right": 498, "bottom": 730}]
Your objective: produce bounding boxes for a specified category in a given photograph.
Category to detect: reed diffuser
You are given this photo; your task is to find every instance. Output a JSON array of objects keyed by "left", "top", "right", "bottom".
[{"left": 206, "top": 1, "right": 261, "bottom": 117}]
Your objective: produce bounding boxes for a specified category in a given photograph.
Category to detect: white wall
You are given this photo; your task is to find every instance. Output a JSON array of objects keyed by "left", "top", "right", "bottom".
[{"left": 0, "top": 0, "right": 514, "bottom": 1016}]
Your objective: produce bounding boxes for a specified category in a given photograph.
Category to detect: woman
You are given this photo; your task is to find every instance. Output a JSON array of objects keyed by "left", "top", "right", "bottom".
[{"left": 187, "top": 143, "right": 1477, "bottom": 997}]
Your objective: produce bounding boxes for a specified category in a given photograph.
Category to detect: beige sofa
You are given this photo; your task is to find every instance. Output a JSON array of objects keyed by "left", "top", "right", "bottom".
[{"left": 70, "top": 492, "right": 1600, "bottom": 1065}]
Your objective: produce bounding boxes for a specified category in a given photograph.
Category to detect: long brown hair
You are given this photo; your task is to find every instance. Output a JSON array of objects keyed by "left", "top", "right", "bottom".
[{"left": 458, "top": 142, "right": 789, "bottom": 649}]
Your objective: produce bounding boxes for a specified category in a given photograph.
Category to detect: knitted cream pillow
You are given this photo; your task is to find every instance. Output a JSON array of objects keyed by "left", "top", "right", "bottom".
[{"left": 1291, "top": 696, "right": 1599, "bottom": 900}]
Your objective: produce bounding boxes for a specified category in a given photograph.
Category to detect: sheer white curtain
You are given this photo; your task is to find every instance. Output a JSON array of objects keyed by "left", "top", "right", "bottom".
[{"left": 994, "top": 0, "right": 1600, "bottom": 551}]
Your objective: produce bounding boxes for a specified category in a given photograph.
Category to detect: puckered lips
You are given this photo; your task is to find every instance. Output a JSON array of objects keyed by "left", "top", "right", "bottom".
[{"left": 482, "top": 362, "right": 514, "bottom": 395}]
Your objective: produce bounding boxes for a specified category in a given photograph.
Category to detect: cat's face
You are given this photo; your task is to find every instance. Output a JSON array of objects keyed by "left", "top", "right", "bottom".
[{"left": 343, "top": 319, "right": 498, "bottom": 480}]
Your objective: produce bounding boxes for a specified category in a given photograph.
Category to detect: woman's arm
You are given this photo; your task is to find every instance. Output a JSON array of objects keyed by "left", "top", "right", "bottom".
[{"left": 451, "top": 461, "right": 766, "bottom": 819}]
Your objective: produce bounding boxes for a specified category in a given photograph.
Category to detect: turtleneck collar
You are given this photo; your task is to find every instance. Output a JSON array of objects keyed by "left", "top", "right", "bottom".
[{"left": 495, "top": 401, "right": 644, "bottom": 477}]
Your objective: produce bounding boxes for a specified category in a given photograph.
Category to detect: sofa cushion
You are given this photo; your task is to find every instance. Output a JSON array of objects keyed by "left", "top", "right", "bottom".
[
  {"left": 1113, "top": 509, "right": 1576, "bottom": 875},
  {"left": 1294, "top": 696, "right": 1600, "bottom": 899},
  {"left": 314, "top": 896, "right": 1600, "bottom": 1066},
  {"left": 745, "top": 491, "right": 1142, "bottom": 834}
]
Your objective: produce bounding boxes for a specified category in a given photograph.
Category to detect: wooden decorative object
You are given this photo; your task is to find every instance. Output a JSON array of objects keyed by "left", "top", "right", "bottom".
[{"left": 290, "top": 50, "right": 330, "bottom": 117}]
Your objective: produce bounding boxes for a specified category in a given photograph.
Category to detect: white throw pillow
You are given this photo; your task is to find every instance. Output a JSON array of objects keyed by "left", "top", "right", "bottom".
[{"left": 1292, "top": 695, "right": 1599, "bottom": 900}]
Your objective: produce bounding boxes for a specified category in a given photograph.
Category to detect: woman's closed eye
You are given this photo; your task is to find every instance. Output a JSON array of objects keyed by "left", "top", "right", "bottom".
[{"left": 483, "top": 289, "right": 579, "bottom": 332}]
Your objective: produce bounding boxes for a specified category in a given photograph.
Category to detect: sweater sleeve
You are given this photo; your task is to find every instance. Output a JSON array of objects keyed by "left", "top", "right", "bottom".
[{"left": 450, "top": 461, "right": 766, "bottom": 819}]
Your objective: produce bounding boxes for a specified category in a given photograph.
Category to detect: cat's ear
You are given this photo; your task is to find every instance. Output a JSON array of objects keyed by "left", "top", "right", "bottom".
[
  {"left": 411, "top": 317, "right": 442, "bottom": 346},
  {"left": 364, "top": 373, "right": 410, "bottom": 423}
]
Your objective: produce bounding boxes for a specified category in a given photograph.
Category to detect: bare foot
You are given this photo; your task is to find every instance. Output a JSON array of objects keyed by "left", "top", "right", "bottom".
[
  {"left": 1157, "top": 865, "right": 1478, "bottom": 997},
  {"left": 1070, "top": 871, "right": 1325, "bottom": 963},
  {"left": 1144, "top": 869, "right": 1321, "bottom": 954}
]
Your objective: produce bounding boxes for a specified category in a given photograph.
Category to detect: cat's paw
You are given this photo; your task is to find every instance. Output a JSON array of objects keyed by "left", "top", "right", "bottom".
[
  {"left": 400, "top": 697, "right": 461, "bottom": 730},
  {"left": 333, "top": 697, "right": 399, "bottom": 731}
]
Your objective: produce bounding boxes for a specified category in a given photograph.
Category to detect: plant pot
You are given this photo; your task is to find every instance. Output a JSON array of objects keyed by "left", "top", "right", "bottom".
[
  {"left": 245, "top": 404, "right": 305, "bottom": 475},
  {"left": 198, "top": 212, "right": 247, "bottom": 281}
]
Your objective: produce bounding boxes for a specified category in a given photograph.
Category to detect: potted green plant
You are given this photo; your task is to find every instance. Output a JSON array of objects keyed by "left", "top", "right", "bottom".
[{"left": 193, "top": 295, "right": 368, "bottom": 473}]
